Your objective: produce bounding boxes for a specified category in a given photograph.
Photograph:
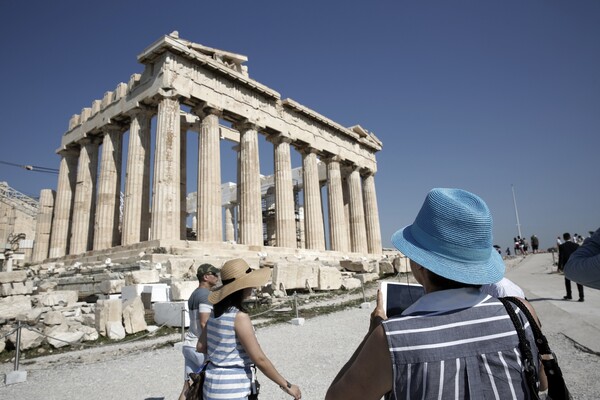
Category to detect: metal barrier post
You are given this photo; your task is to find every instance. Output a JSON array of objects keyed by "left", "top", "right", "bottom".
[
  {"left": 5, "top": 321, "right": 27, "bottom": 385},
  {"left": 290, "top": 291, "right": 304, "bottom": 326},
  {"left": 181, "top": 308, "right": 186, "bottom": 342},
  {"left": 14, "top": 321, "right": 21, "bottom": 371}
]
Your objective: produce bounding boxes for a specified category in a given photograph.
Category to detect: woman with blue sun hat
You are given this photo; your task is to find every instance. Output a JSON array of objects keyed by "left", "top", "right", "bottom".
[{"left": 326, "top": 188, "right": 547, "bottom": 400}]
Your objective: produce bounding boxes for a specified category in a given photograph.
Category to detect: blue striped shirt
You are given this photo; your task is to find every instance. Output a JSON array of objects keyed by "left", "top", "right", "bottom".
[
  {"left": 382, "top": 288, "right": 540, "bottom": 400},
  {"left": 204, "top": 307, "right": 253, "bottom": 400}
]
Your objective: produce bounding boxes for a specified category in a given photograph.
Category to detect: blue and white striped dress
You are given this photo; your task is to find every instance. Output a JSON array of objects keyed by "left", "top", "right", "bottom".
[
  {"left": 203, "top": 306, "right": 253, "bottom": 400},
  {"left": 383, "top": 289, "right": 540, "bottom": 400}
]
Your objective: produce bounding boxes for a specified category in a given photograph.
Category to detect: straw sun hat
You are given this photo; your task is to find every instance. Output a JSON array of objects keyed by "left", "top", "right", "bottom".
[
  {"left": 208, "top": 258, "right": 271, "bottom": 304},
  {"left": 391, "top": 188, "right": 505, "bottom": 285}
]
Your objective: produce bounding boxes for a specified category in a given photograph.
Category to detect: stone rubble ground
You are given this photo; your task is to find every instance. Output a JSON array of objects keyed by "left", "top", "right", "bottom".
[{"left": 1, "top": 253, "right": 599, "bottom": 399}]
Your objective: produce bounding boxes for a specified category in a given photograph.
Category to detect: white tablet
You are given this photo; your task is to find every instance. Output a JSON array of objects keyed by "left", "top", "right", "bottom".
[{"left": 380, "top": 281, "right": 425, "bottom": 317}]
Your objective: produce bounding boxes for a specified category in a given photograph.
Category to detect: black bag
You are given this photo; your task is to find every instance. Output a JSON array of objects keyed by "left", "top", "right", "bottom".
[
  {"left": 185, "top": 363, "right": 208, "bottom": 400},
  {"left": 500, "top": 297, "right": 572, "bottom": 400},
  {"left": 248, "top": 365, "right": 260, "bottom": 400}
]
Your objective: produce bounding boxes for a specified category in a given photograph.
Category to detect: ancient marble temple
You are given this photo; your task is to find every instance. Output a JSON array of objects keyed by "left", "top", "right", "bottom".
[{"left": 32, "top": 32, "right": 383, "bottom": 264}]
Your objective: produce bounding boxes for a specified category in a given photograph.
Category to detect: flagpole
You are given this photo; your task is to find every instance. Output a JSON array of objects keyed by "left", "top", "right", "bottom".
[{"left": 511, "top": 184, "right": 522, "bottom": 238}]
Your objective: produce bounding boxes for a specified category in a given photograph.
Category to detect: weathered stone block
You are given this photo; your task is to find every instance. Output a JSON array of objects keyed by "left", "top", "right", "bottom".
[
  {"left": 355, "top": 273, "right": 379, "bottom": 284},
  {"left": 106, "top": 321, "right": 126, "bottom": 340},
  {"left": 339, "top": 260, "right": 374, "bottom": 273},
  {"left": 0, "top": 271, "right": 27, "bottom": 284},
  {"left": 8, "top": 327, "right": 43, "bottom": 350},
  {"left": 166, "top": 258, "right": 195, "bottom": 279},
  {"left": 153, "top": 301, "right": 188, "bottom": 327},
  {"left": 393, "top": 256, "right": 410, "bottom": 273},
  {"left": 99, "top": 279, "right": 125, "bottom": 295},
  {"left": 122, "top": 284, "right": 169, "bottom": 303},
  {"left": 341, "top": 277, "right": 362, "bottom": 290},
  {"left": 47, "top": 331, "right": 84, "bottom": 348},
  {"left": 317, "top": 266, "right": 342, "bottom": 291},
  {"left": 0, "top": 295, "right": 32, "bottom": 320},
  {"left": 76, "top": 324, "right": 99, "bottom": 341},
  {"left": 272, "top": 262, "right": 317, "bottom": 290},
  {"left": 379, "top": 260, "right": 395, "bottom": 274},
  {"left": 122, "top": 296, "right": 147, "bottom": 334},
  {"left": 95, "top": 299, "right": 122, "bottom": 336},
  {"left": 170, "top": 281, "right": 197, "bottom": 301},
  {"left": 35, "top": 290, "right": 78, "bottom": 307},
  {"left": 44, "top": 310, "right": 66, "bottom": 326},
  {"left": 125, "top": 269, "right": 160, "bottom": 285},
  {"left": 0, "top": 281, "right": 34, "bottom": 296},
  {"left": 37, "top": 280, "right": 58, "bottom": 292}
]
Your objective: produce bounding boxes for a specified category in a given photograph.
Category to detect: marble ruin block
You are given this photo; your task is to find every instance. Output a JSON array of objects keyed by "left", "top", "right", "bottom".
[
  {"left": 35, "top": 290, "right": 78, "bottom": 307},
  {"left": 100, "top": 279, "right": 125, "bottom": 294},
  {"left": 339, "top": 260, "right": 375, "bottom": 273},
  {"left": 43, "top": 310, "right": 66, "bottom": 326},
  {"left": 122, "top": 284, "right": 169, "bottom": 303},
  {"left": 95, "top": 298, "right": 123, "bottom": 337},
  {"left": 0, "top": 270, "right": 27, "bottom": 283},
  {"left": 341, "top": 277, "right": 362, "bottom": 290},
  {"left": 0, "top": 295, "right": 32, "bottom": 320},
  {"left": 170, "top": 281, "right": 197, "bottom": 301},
  {"left": 393, "top": 256, "right": 410, "bottom": 273},
  {"left": 272, "top": 262, "right": 318, "bottom": 291},
  {"left": 125, "top": 269, "right": 160, "bottom": 285},
  {"left": 0, "top": 281, "right": 33, "bottom": 296},
  {"left": 317, "top": 266, "right": 342, "bottom": 291},
  {"left": 8, "top": 327, "right": 43, "bottom": 350},
  {"left": 153, "top": 301, "right": 188, "bottom": 327},
  {"left": 166, "top": 258, "right": 195, "bottom": 279},
  {"left": 122, "top": 296, "right": 147, "bottom": 334},
  {"left": 47, "top": 331, "right": 85, "bottom": 349},
  {"left": 379, "top": 260, "right": 394, "bottom": 274},
  {"left": 107, "top": 321, "right": 126, "bottom": 340}
]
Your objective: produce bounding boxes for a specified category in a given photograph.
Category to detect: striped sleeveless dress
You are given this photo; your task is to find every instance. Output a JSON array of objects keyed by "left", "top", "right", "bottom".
[
  {"left": 203, "top": 306, "right": 253, "bottom": 400},
  {"left": 382, "top": 294, "right": 540, "bottom": 400}
]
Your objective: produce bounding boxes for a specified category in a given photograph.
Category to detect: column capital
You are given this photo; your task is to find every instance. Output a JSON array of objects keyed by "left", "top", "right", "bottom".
[
  {"left": 78, "top": 136, "right": 101, "bottom": 147},
  {"left": 192, "top": 104, "right": 222, "bottom": 119},
  {"left": 126, "top": 105, "right": 155, "bottom": 119},
  {"left": 266, "top": 133, "right": 293, "bottom": 145},
  {"left": 101, "top": 124, "right": 126, "bottom": 135},
  {"left": 233, "top": 120, "right": 260, "bottom": 133},
  {"left": 57, "top": 146, "right": 79, "bottom": 157}
]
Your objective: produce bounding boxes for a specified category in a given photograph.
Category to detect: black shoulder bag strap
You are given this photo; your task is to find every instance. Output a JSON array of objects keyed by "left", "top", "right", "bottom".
[
  {"left": 504, "top": 296, "right": 573, "bottom": 400},
  {"left": 499, "top": 297, "right": 541, "bottom": 400}
]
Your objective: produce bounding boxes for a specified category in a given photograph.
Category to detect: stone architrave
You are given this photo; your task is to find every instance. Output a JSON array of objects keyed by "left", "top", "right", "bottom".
[
  {"left": 302, "top": 148, "right": 325, "bottom": 250},
  {"left": 237, "top": 123, "right": 262, "bottom": 246},
  {"left": 326, "top": 157, "right": 349, "bottom": 252},
  {"left": 363, "top": 171, "right": 382, "bottom": 255},
  {"left": 196, "top": 108, "right": 222, "bottom": 242},
  {"left": 94, "top": 126, "right": 123, "bottom": 250},
  {"left": 122, "top": 108, "right": 152, "bottom": 245},
  {"left": 150, "top": 95, "right": 181, "bottom": 240},
  {"left": 70, "top": 138, "right": 100, "bottom": 254},
  {"left": 32, "top": 189, "right": 55, "bottom": 262},
  {"left": 49, "top": 149, "right": 78, "bottom": 258},
  {"left": 348, "top": 167, "right": 368, "bottom": 253},
  {"left": 272, "top": 136, "right": 296, "bottom": 248}
]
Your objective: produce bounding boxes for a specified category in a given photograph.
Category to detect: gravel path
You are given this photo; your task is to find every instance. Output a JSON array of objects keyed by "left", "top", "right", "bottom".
[{"left": 1, "top": 253, "right": 598, "bottom": 399}]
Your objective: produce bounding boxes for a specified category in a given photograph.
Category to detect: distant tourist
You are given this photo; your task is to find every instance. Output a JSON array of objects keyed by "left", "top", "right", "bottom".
[
  {"left": 325, "top": 188, "right": 547, "bottom": 399},
  {"left": 531, "top": 234, "right": 539, "bottom": 253},
  {"left": 565, "top": 227, "right": 600, "bottom": 290},
  {"left": 558, "top": 232, "right": 584, "bottom": 301}
]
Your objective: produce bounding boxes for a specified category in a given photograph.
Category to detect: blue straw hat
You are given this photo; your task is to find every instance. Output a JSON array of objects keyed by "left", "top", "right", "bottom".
[{"left": 391, "top": 188, "right": 504, "bottom": 284}]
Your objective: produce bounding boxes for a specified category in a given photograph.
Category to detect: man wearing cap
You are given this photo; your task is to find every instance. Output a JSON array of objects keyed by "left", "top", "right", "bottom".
[
  {"left": 326, "top": 188, "right": 547, "bottom": 400},
  {"left": 178, "top": 263, "right": 220, "bottom": 400}
]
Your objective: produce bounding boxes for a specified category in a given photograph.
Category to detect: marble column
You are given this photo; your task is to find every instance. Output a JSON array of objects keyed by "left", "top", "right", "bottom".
[
  {"left": 94, "top": 127, "right": 123, "bottom": 250},
  {"left": 32, "top": 189, "right": 56, "bottom": 262},
  {"left": 224, "top": 203, "right": 235, "bottom": 242},
  {"left": 271, "top": 136, "right": 296, "bottom": 248},
  {"left": 180, "top": 125, "right": 187, "bottom": 240},
  {"left": 237, "top": 123, "right": 262, "bottom": 246},
  {"left": 122, "top": 109, "right": 152, "bottom": 245},
  {"left": 49, "top": 149, "right": 78, "bottom": 258},
  {"left": 326, "top": 157, "right": 349, "bottom": 252},
  {"left": 302, "top": 148, "right": 325, "bottom": 250},
  {"left": 150, "top": 96, "right": 181, "bottom": 240},
  {"left": 348, "top": 166, "right": 368, "bottom": 253},
  {"left": 70, "top": 138, "right": 99, "bottom": 254},
  {"left": 363, "top": 171, "right": 382, "bottom": 255},
  {"left": 196, "top": 108, "right": 222, "bottom": 242}
]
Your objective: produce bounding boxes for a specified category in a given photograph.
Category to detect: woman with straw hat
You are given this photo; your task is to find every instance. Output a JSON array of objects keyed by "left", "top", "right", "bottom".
[
  {"left": 196, "top": 258, "right": 302, "bottom": 400},
  {"left": 326, "top": 188, "right": 547, "bottom": 400}
]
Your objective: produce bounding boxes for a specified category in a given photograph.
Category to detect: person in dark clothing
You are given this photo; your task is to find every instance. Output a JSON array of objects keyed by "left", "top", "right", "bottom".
[{"left": 558, "top": 232, "right": 584, "bottom": 301}]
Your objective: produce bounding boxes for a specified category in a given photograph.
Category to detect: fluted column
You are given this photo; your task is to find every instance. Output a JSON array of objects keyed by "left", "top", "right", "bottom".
[
  {"left": 94, "top": 126, "right": 123, "bottom": 250},
  {"left": 122, "top": 108, "right": 152, "bottom": 245},
  {"left": 348, "top": 166, "right": 368, "bottom": 253},
  {"left": 224, "top": 203, "right": 235, "bottom": 242},
  {"left": 70, "top": 138, "right": 99, "bottom": 254},
  {"left": 150, "top": 96, "right": 181, "bottom": 240},
  {"left": 271, "top": 136, "right": 296, "bottom": 248},
  {"left": 32, "top": 189, "right": 56, "bottom": 262},
  {"left": 196, "top": 108, "right": 222, "bottom": 242},
  {"left": 49, "top": 149, "right": 78, "bottom": 258},
  {"left": 180, "top": 124, "right": 187, "bottom": 240},
  {"left": 236, "top": 123, "right": 262, "bottom": 246},
  {"left": 363, "top": 171, "right": 382, "bottom": 255},
  {"left": 327, "top": 157, "right": 349, "bottom": 252},
  {"left": 302, "top": 148, "right": 325, "bottom": 250}
]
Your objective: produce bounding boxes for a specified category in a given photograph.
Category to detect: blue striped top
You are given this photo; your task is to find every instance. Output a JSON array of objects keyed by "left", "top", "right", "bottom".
[
  {"left": 382, "top": 289, "right": 540, "bottom": 400},
  {"left": 203, "top": 307, "right": 253, "bottom": 400}
]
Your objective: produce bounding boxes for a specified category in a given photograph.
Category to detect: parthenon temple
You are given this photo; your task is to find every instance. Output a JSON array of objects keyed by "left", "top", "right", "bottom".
[{"left": 32, "top": 32, "right": 383, "bottom": 267}]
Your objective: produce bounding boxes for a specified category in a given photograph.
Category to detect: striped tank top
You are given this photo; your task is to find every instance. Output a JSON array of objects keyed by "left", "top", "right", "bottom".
[
  {"left": 203, "top": 306, "right": 253, "bottom": 400},
  {"left": 382, "top": 295, "right": 540, "bottom": 400}
]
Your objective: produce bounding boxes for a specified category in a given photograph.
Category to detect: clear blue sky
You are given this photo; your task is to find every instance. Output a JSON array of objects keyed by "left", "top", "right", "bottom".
[{"left": 1, "top": 1, "right": 599, "bottom": 253}]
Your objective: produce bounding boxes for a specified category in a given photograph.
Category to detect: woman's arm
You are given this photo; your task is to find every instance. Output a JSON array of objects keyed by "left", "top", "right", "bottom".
[
  {"left": 195, "top": 323, "right": 207, "bottom": 355},
  {"left": 235, "top": 312, "right": 302, "bottom": 399}
]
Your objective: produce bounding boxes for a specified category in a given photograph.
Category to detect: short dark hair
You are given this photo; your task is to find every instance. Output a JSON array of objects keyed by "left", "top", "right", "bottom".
[
  {"left": 563, "top": 232, "right": 571, "bottom": 241},
  {"left": 213, "top": 290, "right": 249, "bottom": 318},
  {"left": 425, "top": 269, "right": 481, "bottom": 290}
]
